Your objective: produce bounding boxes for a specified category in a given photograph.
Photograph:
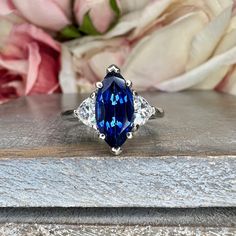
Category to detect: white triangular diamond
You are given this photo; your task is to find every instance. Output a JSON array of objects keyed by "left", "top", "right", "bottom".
[
  {"left": 74, "top": 97, "right": 96, "bottom": 129},
  {"left": 133, "top": 95, "right": 154, "bottom": 126}
]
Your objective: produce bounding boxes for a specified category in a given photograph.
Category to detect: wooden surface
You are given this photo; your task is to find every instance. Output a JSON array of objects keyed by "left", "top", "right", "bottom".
[
  {"left": 0, "top": 156, "right": 235, "bottom": 207},
  {"left": 0, "top": 208, "right": 235, "bottom": 235},
  {"left": 0, "top": 92, "right": 236, "bottom": 157},
  {"left": 0, "top": 91, "right": 235, "bottom": 208}
]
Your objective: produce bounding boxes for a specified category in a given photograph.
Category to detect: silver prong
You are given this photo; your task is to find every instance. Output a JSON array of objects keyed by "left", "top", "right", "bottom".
[
  {"left": 156, "top": 107, "right": 164, "bottom": 117},
  {"left": 99, "top": 133, "right": 106, "bottom": 140},
  {"left": 106, "top": 64, "right": 120, "bottom": 74},
  {"left": 92, "top": 125, "right": 98, "bottom": 130},
  {"left": 149, "top": 107, "right": 165, "bottom": 119},
  {"left": 90, "top": 91, "right": 96, "bottom": 99},
  {"left": 96, "top": 82, "right": 103, "bottom": 89},
  {"left": 111, "top": 147, "right": 122, "bottom": 155},
  {"left": 126, "top": 80, "right": 132, "bottom": 87},
  {"left": 74, "top": 109, "right": 79, "bottom": 118},
  {"left": 132, "top": 124, "right": 140, "bottom": 132},
  {"left": 126, "top": 132, "right": 133, "bottom": 139},
  {"left": 151, "top": 106, "right": 156, "bottom": 115},
  {"left": 133, "top": 90, "right": 138, "bottom": 96}
]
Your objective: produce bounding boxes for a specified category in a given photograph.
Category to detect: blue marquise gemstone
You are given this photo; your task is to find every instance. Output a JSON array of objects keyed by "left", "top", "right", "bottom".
[{"left": 95, "top": 71, "right": 134, "bottom": 148}]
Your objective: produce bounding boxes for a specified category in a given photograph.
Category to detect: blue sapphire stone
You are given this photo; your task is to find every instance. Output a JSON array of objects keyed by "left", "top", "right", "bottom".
[{"left": 95, "top": 72, "right": 134, "bottom": 148}]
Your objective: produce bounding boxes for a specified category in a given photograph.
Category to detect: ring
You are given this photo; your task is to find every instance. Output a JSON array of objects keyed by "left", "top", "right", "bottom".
[{"left": 62, "top": 64, "right": 164, "bottom": 155}]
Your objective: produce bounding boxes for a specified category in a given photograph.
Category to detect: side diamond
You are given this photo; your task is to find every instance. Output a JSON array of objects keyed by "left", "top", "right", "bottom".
[
  {"left": 74, "top": 97, "right": 96, "bottom": 129},
  {"left": 133, "top": 95, "right": 154, "bottom": 126}
]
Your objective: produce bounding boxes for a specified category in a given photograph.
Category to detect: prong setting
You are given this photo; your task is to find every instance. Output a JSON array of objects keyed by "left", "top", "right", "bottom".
[
  {"left": 111, "top": 147, "right": 122, "bottom": 155},
  {"left": 126, "top": 132, "right": 133, "bottom": 139},
  {"left": 90, "top": 91, "right": 96, "bottom": 99},
  {"left": 92, "top": 125, "right": 98, "bottom": 130},
  {"left": 156, "top": 107, "right": 165, "bottom": 117},
  {"left": 107, "top": 64, "right": 120, "bottom": 74},
  {"left": 96, "top": 82, "right": 103, "bottom": 89},
  {"left": 126, "top": 80, "right": 132, "bottom": 87},
  {"left": 132, "top": 124, "right": 140, "bottom": 132},
  {"left": 74, "top": 109, "right": 79, "bottom": 118},
  {"left": 149, "top": 107, "right": 165, "bottom": 119},
  {"left": 151, "top": 106, "right": 156, "bottom": 115},
  {"left": 99, "top": 133, "right": 106, "bottom": 140}
]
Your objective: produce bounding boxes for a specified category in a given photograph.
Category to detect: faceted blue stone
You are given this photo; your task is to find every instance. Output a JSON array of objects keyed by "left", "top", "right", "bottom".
[{"left": 95, "top": 72, "right": 134, "bottom": 148}]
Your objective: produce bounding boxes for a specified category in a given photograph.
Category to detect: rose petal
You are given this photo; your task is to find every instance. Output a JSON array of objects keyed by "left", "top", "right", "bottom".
[
  {"left": 216, "top": 66, "right": 236, "bottom": 95},
  {"left": 25, "top": 42, "right": 41, "bottom": 94},
  {"left": 52, "top": 0, "right": 72, "bottom": 19},
  {"left": 123, "top": 12, "right": 208, "bottom": 90},
  {"left": 205, "top": 0, "right": 233, "bottom": 16},
  {"left": 132, "top": 0, "right": 173, "bottom": 38},
  {"left": 74, "top": 0, "right": 116, "bottom": 33},
  {"left": 192, "top": 13, "right": 236, "bottom": 89},
  {"left": 157, "top": 46, "right": 236, "bottom": 91},
  {"left": 0, "top": 57, "right": 28, "bottom": 74},
  {"left": 11, "top": 24, "right": 60, "bottom": 52},
  {"left": 0, "top": 19, "right": 13, "bottom": 49},
  {"left": 0, "top": 0, "right": 15, "bottom": 15},
  {"left": 12, "top": 0, "right": 71, "bottom": 31},
  {"left": 89, "top": 41, "right": 130, "bottom": 79},
  {"left": 186, "top": 5, "right": 232, "bottom": 70},
  {"left": 90, "top": 0, "right": 116, "bottom": 33},
  {"left": 59, "top": 45, "right": 77, "bottom": 93},
  {"left": 30, "top": 50, "right": 60, "bottom": 94},
  {"left": 105, "top": 0, "right": 172, "bottom": 39},
  {"left": 193, "top": 66, "right": 229, "bottom": 90},
  {"left": 0, "top": 69, "right": 23, "bottom": 104},
  {"left": 120, "top": 0, "right": 150, "bottom": 14},
  {"left": 215, "top": 29, "right": 236, "bottom": 55}
]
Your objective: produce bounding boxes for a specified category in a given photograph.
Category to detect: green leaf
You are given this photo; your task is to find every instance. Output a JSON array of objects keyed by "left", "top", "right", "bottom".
[
  {"left": 110, "top": 0, "right": 120, "bottom": 16},
  {"left": 59, "top": 25, "right": 81, "bottom": 40},
  {"left": 79, "top": 12, "right": 100, "bottom": 35},
  {"left": 107, "top": 0, "right": 121, "bottom": 31}
]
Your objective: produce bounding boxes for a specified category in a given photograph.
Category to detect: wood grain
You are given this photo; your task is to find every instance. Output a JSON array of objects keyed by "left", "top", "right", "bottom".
[
  {"left": 0, "top": 92, "right": 235, "bottom": 208},
  {"left": 0, "top": 156, "right": 235, "bottom": 207},
  {"left": 0, "top": 207, "right": 235, "bottom": 226},
  {"left": 0, "top": 207, "right": 235, "bottom": 235},
  {"left": 0, "top": 224, "right": 235, "bottom": 236},
  {"left": 0, "top": 92, "right": 235, "bottom": 157}
]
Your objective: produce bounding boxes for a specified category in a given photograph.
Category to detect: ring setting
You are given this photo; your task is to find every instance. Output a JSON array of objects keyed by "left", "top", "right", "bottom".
[{"left": 73, "top": 64, "right": 164, "bottom": 155}]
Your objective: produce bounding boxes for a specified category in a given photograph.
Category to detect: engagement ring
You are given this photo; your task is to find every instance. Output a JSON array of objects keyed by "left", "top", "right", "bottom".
[{"left": 62, "top": 65, "right": 164, "bottom": 155}]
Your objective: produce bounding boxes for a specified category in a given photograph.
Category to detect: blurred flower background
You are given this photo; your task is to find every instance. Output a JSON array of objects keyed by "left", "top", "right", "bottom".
[{"left": 0, "top": 0, "right": 236, "bottom": 104}]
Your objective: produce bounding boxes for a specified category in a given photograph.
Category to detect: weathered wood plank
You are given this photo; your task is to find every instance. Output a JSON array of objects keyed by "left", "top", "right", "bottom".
[
  {"left": 0, "top": 156, "right": 235, "bottom": 207},
  {"left": 0, "top": 224, "right": 235, "bottom": 236}
]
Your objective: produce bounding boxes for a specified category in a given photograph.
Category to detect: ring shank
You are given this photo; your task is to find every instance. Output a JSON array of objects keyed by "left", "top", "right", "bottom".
[
  {"left": 61, "top": 110, "right": 77, "bottom": 121},
  {"left": 150, "top": 107, "right": 164, "bottom": 119}
]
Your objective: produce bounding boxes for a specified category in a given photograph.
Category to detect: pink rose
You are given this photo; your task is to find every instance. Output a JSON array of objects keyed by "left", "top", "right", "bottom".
[
  {"left": 74, "top": 0, "right": 120, "bottom": 34},
  {"left": 0, "top": 0, "right": 71, "bottom": 31},
  {"left": 0, "top": 23, "right": 61, "bottom": 104}
]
